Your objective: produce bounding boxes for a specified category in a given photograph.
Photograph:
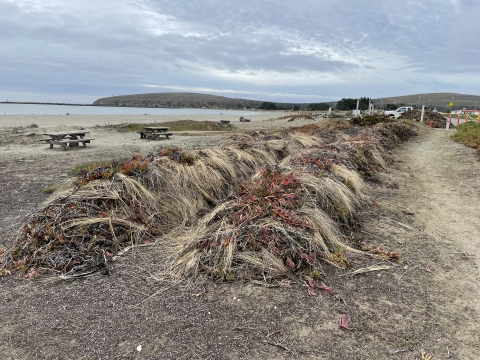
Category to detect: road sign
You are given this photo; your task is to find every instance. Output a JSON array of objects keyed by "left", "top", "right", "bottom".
[{"left": 449, "top": 102, "right": 454, "bottom": 107}]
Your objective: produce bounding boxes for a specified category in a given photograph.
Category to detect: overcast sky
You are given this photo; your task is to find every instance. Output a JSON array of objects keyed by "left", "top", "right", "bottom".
[{"left": 1, "top": 0, "right": 479, "bottom": 104}]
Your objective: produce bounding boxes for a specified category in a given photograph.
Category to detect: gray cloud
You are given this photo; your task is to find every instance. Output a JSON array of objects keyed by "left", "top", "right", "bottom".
[{"left": 0, "top": 0, "right": 479, "bottom": 103}]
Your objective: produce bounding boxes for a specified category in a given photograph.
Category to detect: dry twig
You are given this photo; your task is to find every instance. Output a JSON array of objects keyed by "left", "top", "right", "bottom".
[{"left": 263, "top": 340, "right": 291, "bottom": 352}]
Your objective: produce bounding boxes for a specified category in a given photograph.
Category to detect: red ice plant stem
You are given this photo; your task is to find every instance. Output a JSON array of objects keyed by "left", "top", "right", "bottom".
[{"left": 339, "top": 315, "right": 353, "bottom": 330}]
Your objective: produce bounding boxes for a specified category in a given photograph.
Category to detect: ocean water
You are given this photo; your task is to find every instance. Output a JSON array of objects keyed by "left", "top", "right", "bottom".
[{"left": 0, "top": 103, "right": 258, "bottom": 116}]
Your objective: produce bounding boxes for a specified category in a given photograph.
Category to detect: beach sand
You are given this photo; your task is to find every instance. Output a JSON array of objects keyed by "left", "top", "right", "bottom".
[
  {"left": 0, "top": 112, "right": 278, "bottom": 128},
  {"left": 0, "top": 112, "right": 318, "bottom": 160}
]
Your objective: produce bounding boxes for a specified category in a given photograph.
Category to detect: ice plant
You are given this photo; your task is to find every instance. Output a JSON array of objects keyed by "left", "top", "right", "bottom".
[
  {"left": 339, "top": 315, "right": 353, "bottom": 330},
  {"left": 161, "top": 147, "right": 197, "bottom": 164},
  {"left": 361, "top": 242, "right": 399, "bottom": 260}
]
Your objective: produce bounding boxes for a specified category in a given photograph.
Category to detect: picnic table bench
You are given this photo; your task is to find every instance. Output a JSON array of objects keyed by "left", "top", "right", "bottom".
[
  {"left": 138, "top": 127, "right": 173, "bottom": 139},
  {"left": 40, "top": 131, "right": 94, "bottom": 151},
  {"left": 216, "top": 120, "right": 232, "bottom": 127}
]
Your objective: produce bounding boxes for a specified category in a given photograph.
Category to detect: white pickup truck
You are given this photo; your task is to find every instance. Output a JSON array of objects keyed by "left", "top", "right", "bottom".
[{"left": 383, "top": 106, "right": 413, "bottom": 118}]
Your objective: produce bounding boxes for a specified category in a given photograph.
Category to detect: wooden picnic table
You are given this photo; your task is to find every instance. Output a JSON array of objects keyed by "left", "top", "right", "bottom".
[
  {"left": 139, "top": 127, "right": 173, "bottom": 139},
  {"left": 216, "top": 120, "right": 232, "bottom": 127},
  {"left": 40, "top": 131, "right": 95, "bottom": 151}
]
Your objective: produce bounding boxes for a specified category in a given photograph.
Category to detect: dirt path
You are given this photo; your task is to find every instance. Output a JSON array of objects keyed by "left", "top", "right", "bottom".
[
  {"left": 379, "top": 127, "right": 480, "bottom": 358},
  {"left": 403, "top": 128, "right": 480, "bottom": 271},
  {"left": 1, "top": 124, "right": 479, "bottom": 359}
]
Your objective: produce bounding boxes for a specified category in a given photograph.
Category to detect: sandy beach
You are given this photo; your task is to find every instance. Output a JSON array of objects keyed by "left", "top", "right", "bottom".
[
  {"left": 0, "top": 112, "right": 319, "bottom": 160},
  {"left": 0, "top": 112, "right": 279, "bottom": 128}
]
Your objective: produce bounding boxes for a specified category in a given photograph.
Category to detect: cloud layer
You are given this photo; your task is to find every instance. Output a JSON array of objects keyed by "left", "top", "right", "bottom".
[{"left": 1, "top": 0, "right": 479, "bottom": 103}]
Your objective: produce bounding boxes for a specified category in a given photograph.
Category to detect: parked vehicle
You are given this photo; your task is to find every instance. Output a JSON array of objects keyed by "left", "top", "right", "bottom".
[{"left": 383, "top": 106, "right": 413, "bottom": 118}]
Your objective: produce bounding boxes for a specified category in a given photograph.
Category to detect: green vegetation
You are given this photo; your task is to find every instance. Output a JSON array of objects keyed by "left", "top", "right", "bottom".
[
  {"left": 451, "top": 122, "right": 480, "bottom": 152},
  {"left": 68, "top": 161, "right": 117, "bottom": 177},
  {"left": 308, "top": 102, "right": 331, "bottom": 111},
  {"left": 399, "top": 333, "right": 418, "bottom": 350},
  {"left": 43, "top": 184, "right": 60, "bottom": 194},
  {"left": 351, "top": 114, "right": 394, "bottom": 126},
  {"left": 336, "top": 97, "right": 371, "bottom": 111},
  {"left": 76, "top": 155, "right": 154, "bottom": 185},
  {"left": 259, "top": 101, "right": 278, "bottom": 110},
  {"left": 160, "top": 147, "right": 198, "bottom": 165},
  {"left": 111, "top": 120, "right": 233, "bottom": 133}
]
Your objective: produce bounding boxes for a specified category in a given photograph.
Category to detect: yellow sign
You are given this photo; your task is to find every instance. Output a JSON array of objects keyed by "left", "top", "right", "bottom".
[{"left": 449, "top": 102, "right": 454, "bottom": 107}]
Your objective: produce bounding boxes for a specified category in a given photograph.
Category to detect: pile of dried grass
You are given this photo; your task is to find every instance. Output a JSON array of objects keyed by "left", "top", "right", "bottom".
[
  {"left": 167, "top": 123, "right": 416, "bottom": 281},
  {"left": 373, "top": 121, "right": 418, "bottom": 144},
  {"left": 1, "top": 140, "right": 288, "bottom": 275},
  {"left": 5, "top": 172, "right": 159, "bottom": 275},
  {"left": 167, "top": 165, "right": 363, "bottom": 281},
  {"left": 350, "top": 114, "right": 394, "bottom": 126},
  {"left": 293, "top": 118, "right": 351, "bottom": 135},
  {"left": 1, "top": 121, "right": 417, "bottom": 279},
  {"left": 399, "top": 110, "right": 449, "bottom": 128}
]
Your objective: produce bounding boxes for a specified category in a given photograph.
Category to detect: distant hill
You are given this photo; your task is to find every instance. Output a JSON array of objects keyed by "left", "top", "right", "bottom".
[
  {"left": 93, "top": 92, "right": 265, "bottom": 109},
  {"left": 92, "top": 92, "right": 332, "bottom": 110},
  {"left": 93, "top": 91, "right": 479, "bottom": 112},
  {"left": 373, "top": 93, "right": 480, "bottom": 111}
]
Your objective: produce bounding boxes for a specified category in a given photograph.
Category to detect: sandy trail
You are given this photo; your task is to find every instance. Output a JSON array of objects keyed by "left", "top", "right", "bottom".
[
  {"left": 397, "top": 128, "right": 480, "bottom": 281},
  {"left": 404, "top": 129, "right": 480, "bottom": 276},
  {"left": 385, "top": 127, "right": 480, "bottom": 357}
]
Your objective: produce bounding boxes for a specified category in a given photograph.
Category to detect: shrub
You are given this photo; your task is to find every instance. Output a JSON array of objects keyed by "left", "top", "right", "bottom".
[{"left": 451, "top": 122, "right": 480, "bottom": 151}]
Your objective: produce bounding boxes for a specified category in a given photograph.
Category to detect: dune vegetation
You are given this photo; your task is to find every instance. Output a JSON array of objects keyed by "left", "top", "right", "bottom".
[
  {"left": 1, "top": 118, "right": 417, "bottom": 283},
  {"left": 451, "top": 122, "right": 480, "bottom": 154}
]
